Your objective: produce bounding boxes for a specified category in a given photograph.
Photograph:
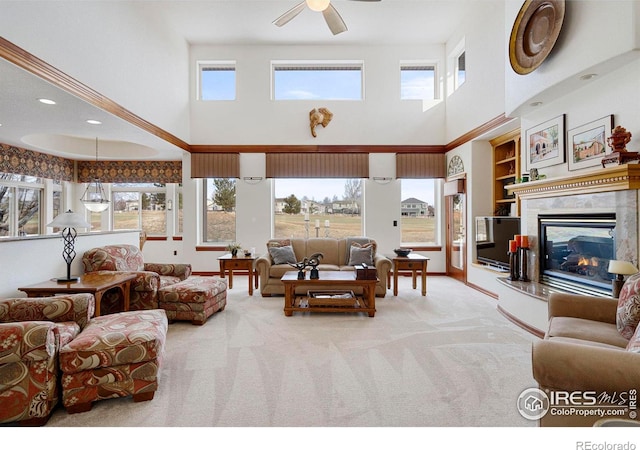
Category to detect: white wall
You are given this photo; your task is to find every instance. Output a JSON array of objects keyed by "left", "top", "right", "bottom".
[
  {"left": 0, "top": 1, "right": 191, "bottom": 142},
  {"left": 0, "top": 231, "right": 139, "bottom": 298},
  {"left": 189, "top": 44, "right": 447, "bottom": 144}
]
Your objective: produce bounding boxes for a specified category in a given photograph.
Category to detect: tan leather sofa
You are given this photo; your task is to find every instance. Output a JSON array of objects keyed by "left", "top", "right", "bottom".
[
  {"left": 255, "top": 237, "right": 391, "bottom": 297},
  {"left": 532, "top": 292, "right": 640, "bottom": 427}
]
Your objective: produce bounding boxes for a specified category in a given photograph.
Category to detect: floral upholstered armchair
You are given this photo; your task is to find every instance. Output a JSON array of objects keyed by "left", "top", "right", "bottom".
[
  {"left": 0, "top": 293, "right": 94, "bottom": 425},
  {"left": 82, "top": 244, "right": 192, "bottom": 313}
]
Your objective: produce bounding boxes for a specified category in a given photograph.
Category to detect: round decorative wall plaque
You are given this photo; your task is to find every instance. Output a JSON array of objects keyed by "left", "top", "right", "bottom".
[{"left": 509, "top": 0, "right": 565, "bottom": 75}]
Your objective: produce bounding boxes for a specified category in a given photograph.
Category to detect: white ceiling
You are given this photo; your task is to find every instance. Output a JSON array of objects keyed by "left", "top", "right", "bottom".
[{"left": 0, "top": 0, "right": 480, "bottom": 162}]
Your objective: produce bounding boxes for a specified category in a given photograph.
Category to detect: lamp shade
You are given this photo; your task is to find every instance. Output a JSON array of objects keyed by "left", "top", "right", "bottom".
[
  {"left": 608, "top": 260, "right": 638, "bottom": 275},
  {"left": 46, "top": 210, "right": 91, "bottom": 229}
]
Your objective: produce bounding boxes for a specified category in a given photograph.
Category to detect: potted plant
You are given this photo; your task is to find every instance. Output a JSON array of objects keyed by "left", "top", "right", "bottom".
[{"left": 226, "top": 242, "right": 242, "bottom": 256}]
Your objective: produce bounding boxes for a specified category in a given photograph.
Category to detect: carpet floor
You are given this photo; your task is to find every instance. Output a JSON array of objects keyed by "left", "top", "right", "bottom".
[{"left": 45, "top": 275, "right": 538, "bottom": 427}]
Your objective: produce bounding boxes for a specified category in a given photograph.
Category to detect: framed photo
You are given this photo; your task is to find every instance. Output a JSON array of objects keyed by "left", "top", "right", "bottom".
[
  {"left": 525, "top": 114, "right": 565, "bottom": 170},
  {"left": 567, "top": 115, "right": 613, "bottom": 171}
]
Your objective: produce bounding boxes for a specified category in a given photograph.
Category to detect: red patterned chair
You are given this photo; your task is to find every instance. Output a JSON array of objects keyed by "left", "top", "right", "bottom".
[
  {"left": 82, "top": 244, "right": 192, "bottom": 314},
  {"left": 0, "top": 294, "right": 95, "bottom": 425},
  {"left": 59, "top": 308, "right": 168, "bottom": 413}
]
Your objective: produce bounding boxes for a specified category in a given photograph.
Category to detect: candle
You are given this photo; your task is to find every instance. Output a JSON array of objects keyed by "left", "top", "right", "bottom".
[
  {"left": 304, "top": 213, "right": 309, "bottom": 221},
  {"left": 315, "top": 220, "right": 320, "bottom": 228},
  {"left": 521, "top": 235, "right": 529, "bottom": 248},
  {"left": 509, "top": 240, "right": 517, "bottom": 253},
  {"left": 325, "top": 220, "right": 330, "bottom": 227},
  {"left": 514, "top": 235, "right": 522, "bottom": 247}
]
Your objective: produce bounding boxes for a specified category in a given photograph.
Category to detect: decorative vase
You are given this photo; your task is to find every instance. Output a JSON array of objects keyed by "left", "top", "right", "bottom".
[{"left": 231, "top": 249, "right": 238, "bottom": 257}]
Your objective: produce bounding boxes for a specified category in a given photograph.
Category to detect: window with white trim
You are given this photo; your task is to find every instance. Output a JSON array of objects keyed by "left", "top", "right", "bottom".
[
  {"left": 456, "top": 51, "right": 466, "bottom": 89},
  {"left": 400, "top": 63, "right": 436, "bottom": 100},
  {"left": 203, "top": 178, "right": 236, "bottom": 244},
  {"left": 400, "top": 179, "right": 440, "bottom": 245},
  {"left": 0, "top": 173, "right": 43, "bottom": 237},
  {"left": 198, "top": 61, "right": 236, "bottom": 100},
  {"left": 272, "top": 61, "right": 364, "bottom": 100},
  {"left": 111, "top": 183, "right": 167, "bottom": 235}
]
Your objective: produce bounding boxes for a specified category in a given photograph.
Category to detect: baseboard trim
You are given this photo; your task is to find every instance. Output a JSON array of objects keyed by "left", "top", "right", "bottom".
[
  {"left": 466, "top": 281, "right": 498, "bottom": 299},
  {"left": 497, "top": 305, "right": 545, "bottom": 338}
]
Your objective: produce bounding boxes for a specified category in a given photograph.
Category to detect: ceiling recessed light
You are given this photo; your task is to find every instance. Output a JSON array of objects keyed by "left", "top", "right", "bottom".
[
  {"left": 530, "top": 101, "right": 543, "bottom": 107},
  {"left": 86, "top": 119, "right": 102, "bottom": 125},
  {"left": 38, "top": 98, "right": 56, "bottom": 105},
  {"left": 580, "top": 73, "right": 598, "bottom": 80}
]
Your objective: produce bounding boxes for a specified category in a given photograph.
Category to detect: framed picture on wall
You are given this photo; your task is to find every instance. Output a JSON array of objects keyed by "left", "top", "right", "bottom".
[
  {"left": 567, "top": 115, "right": 614, "bottom": 171},
  {"left": 525, "top": 114, "right": 565, "bottom": 170}
]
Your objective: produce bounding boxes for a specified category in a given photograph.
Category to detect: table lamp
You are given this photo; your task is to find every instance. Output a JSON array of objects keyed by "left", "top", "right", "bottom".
[
  {"left": 46, "top": 210, "right": 91, "bottom": 282},
  {"left": 608, "top": 260, "right": 638, "bottom": 298}
]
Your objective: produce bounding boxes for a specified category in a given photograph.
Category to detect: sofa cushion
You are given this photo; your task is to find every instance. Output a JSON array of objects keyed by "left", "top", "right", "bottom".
[
  {"left": 269, "top": 245, "right": 297, "bottom": 265},
  {"left": 348, "top": 244, "right": 374, "bottom": 266},
  {"left": 548, "top": 316, "right": 629, "bottom": 348},
  {"left": 626, "top": 324, "right": 640, "bottom": 353},
  {"left": 548, "top": 336, "right": 625, "bottom": 351},
  {"left": 616, "top": 272, "right": 640, "bottom": 339}
]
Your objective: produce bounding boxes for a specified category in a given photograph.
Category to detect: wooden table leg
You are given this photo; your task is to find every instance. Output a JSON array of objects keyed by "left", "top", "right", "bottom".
[
  {"left": 248, "top": 268, "right": 253, "bottom": 295},
  {"left": 366, "top": 285, "right": 376, "bottom": 317},
  {"left": 393, "top": 267, "right": 399, "bottom": 296},
  {"left": 121, "top": 280, "right": 132, "bottom": 311},
  {"left": 94, "top": 291, "right": 103, "bottom": 317},
  {"left": 412, "top": 270, "right": 417, "bottom": 289},
  {"left": 421, "top": 261, "right": 427, "bottom": 296},
  {"left": 284, "top": 284, "right": 294, "bottom": 316}
]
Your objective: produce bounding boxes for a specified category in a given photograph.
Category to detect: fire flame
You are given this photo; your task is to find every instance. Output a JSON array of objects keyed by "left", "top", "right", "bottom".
[{"left": 577, "top": 256, "right": 599, "bottom": 266}]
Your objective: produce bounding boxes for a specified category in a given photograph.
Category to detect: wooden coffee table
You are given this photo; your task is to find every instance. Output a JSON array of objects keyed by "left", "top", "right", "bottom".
[
  {"left": 281, "top": 271, "right": 377, "bottom": 317},
  {"left": 19, "top": 272, "right": 137, "bottom": 317}
]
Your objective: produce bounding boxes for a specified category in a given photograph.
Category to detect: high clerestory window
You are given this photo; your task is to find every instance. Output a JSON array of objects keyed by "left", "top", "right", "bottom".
[
  {"left": 198, "top": 61, "right": 236, "bottom": 100},
  {"left": 400, "top": 63, "right": 437, "bottom": 100},
  {"left": 272, "top": 61, "right": 364, "bottom": 100}
]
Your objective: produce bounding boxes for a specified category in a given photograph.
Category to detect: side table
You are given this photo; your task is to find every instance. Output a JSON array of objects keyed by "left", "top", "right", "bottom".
[
  {"left": 391, "top": 254, "right": 430, "bottom": 296},
  {"left": 218, "top": 253, "right": 258, "bottom": 295},
  {"left": 18, "top": 272, "right": 137, "bottom": 317}
]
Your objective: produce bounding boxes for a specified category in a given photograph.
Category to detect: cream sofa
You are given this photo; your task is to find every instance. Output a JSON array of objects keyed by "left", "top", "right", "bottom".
[
  {"left": 255, "top": 237, "right": 391, "bottom": 297},
  {"left": 532, "top": 290, "right": 640, "bottom": 427}
]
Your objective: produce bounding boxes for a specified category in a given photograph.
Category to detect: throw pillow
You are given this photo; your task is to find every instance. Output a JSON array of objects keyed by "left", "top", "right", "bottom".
[
  {"left": 268, "top": 245, "right": 297, "bottom": 265},
  {"left": 626, "top": 323, "right": 640, "bottom": 353},
  {"left": 345, "top": 239, "right": 377, "bottom": 265},
  {"left": 348, "top": 245, "right": 374, "bottom": 266},
  {"left": 616, "top": 272, "right": 640, "bottom": 340}
]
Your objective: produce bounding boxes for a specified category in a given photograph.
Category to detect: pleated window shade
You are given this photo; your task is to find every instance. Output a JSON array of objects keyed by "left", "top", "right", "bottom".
[
  {"left": 190, "top": 153, "right": 240, "bottom": 178},
  {"left": 266, "top": 153, "right": 369, "bottom": 178},
  {"left": 396, "top": 153, "right": 446, "bottom": 178}
]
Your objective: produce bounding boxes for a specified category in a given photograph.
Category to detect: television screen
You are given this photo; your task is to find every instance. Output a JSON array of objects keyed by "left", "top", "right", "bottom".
[{"left": 475, "top": 216, "right": 520, "bottom": 270}]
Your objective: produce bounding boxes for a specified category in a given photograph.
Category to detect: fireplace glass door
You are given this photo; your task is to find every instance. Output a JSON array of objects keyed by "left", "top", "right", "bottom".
[{"left": 539, "top": 214, "right": 616, "bottom": 293}]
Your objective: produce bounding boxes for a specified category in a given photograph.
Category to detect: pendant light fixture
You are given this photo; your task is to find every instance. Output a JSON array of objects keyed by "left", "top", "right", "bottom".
[{"left": 81, "top": 137, "right": 110, "bottom": 212}]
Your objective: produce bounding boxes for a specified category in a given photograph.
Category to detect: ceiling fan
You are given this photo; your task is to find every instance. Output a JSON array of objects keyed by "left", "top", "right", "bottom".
[{"left": 273, "top": 0, "right": 381, "bottom": 36}]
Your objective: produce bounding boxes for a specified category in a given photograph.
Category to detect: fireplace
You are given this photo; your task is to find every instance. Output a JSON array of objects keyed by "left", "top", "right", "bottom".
[{"left": 538, "top": 213, "right": 616, "bottom": 295}]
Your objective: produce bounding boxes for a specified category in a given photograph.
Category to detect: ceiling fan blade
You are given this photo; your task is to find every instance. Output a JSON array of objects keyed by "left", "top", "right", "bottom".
[
  {"left": 322, "top": 4, "right": 348, "bottom": 35},
  {"left": 273, "top": 1, "right": 306, "bottom": 27}
]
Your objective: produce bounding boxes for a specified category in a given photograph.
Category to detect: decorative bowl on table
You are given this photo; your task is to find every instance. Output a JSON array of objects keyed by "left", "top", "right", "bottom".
[{"left": 393, "top": 248, "right": 412, "bottom": 257}]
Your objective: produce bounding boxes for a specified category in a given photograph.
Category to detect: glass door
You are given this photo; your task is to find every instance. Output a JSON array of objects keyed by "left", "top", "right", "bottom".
[{"left": 446, "top": 193, "right": 466, "bottom": 282}]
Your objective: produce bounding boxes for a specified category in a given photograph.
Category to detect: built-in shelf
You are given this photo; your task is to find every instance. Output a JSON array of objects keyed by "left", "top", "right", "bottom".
[
  {"left": 491, "top": 129, "right": 520, "bottom": 216},
  {"left": 506, "top": 163, "right": 640, "bottom": 199}
]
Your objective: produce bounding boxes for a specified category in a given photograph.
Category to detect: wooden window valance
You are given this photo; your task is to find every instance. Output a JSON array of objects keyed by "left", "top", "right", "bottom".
[
  {"left": 396, "top": 153, "right": 445, "bottom": 179},
  {"left": 265, "top": 153, "right": 369, "bottom": 178},
  {"left": 77, "top": 160, "right": 182, "bottom": 183},
  {"left": 190, "top": 153, "right": 240, "bottom": 178}
]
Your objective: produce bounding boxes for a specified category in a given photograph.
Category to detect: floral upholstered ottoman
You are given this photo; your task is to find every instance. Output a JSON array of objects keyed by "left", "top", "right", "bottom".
[
  {"left": 157, "top": 276, "right": 227, "bottom": 325},
  {"left": 59, "top": 309, "right": 167, "bottom": 414}
]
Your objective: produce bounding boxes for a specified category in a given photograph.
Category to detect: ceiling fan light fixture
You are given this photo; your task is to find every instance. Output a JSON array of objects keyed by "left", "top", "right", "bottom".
[{"left": 306, "top": 0, "right": 330, "bottom": 12}]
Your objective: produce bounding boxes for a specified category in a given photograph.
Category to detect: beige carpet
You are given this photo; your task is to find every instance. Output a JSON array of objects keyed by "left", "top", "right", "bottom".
[{"left": 45, "top": 275, "right": 537, "bottom": 427}]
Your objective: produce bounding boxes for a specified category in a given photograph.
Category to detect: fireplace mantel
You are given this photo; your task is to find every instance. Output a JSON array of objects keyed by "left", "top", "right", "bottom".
[{"left": 506, "top": 164, "right": 640, "bottom": 200}]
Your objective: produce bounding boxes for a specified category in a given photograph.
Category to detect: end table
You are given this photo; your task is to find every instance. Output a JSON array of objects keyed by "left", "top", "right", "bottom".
[{"left": 218, "top": 253, "right": 258, "bottom": 295}]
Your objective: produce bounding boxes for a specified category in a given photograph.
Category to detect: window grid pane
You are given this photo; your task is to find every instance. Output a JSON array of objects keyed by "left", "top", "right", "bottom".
[
  {"left": 200, "top": 64, "right": 236, "bottom": 101},
  {"left": 204, "top": 178, "right": 236, "bottom": 243},
  {"left": 401, "top": 65, "right": 436, "bottom": 100}
]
